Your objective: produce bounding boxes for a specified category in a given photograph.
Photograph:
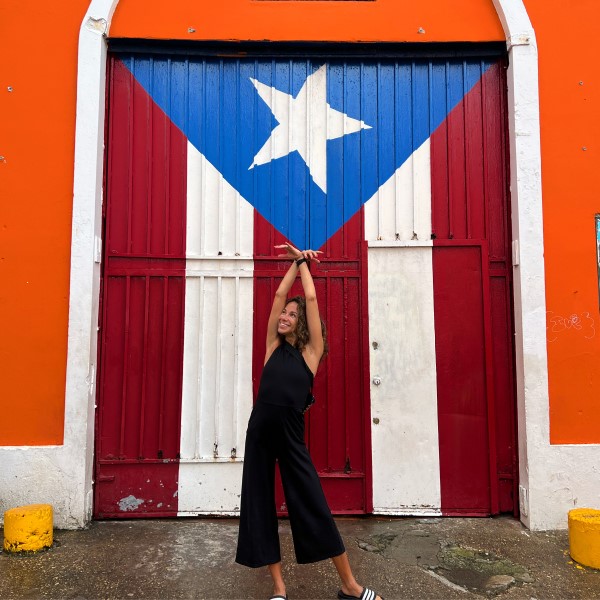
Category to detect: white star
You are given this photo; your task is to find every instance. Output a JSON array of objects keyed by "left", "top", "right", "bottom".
[{"left": 248, "top": 65, "right": 372, "bottom": 193}]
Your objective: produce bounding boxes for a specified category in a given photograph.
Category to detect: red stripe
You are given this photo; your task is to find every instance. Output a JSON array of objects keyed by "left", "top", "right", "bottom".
[
  {"left": 432, "top": 243, "right": 491, "bottom": 514},
  {"left": 431, "top": 61, "right": 516, "bottom": 516},
  {"left": 94, "top": 58, "right": 187, "bottom": 518}
]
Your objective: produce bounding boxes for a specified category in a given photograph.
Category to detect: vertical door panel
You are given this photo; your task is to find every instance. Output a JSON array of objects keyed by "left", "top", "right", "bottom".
[
  {"left": 431, "top": 59, "right": 516, "bottom": 515},
  {"left": 490, "top": 274, "right": 516, "bottom": 513},
  {"left": 433, "top": 245, "right": 491, "bottom": 513},
  {"left": 95, "top": 58, "right": 187, "bottom": 518}
]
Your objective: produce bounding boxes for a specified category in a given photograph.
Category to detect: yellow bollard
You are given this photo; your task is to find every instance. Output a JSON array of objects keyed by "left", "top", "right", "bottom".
[
  {"left": 569, "top": 508, "right": 600, "bottom": 569},
  {"left": 3, "top": 504, "right": 53, "bottom": 553}
]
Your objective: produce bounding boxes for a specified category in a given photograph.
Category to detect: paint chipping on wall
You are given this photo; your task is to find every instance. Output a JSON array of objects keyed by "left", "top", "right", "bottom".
[
  {"left": 118, "top": 495, "right": 144, "bottom": 512},
  {"left": 85, "top": 17, "right": 108, "bottom": 35}
]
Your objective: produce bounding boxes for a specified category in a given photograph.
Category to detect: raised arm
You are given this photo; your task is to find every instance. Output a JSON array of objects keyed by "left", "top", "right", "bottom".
[
  {"left": 265, "top": 243, "right": 324, "bottom": 368},
  {"left": 297, "top": 256, "right": 324, "bottom": 375},
  {"left": 264, "top": 257, "right": 301, "bottom": 362},
  {"left": 274, "top": 243, "right": 324, "bottom": 374}
]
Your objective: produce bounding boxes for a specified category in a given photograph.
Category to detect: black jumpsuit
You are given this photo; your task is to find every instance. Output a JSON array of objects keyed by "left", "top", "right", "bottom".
[{"left": 235, "top": 341, "right": 345, "bottom": 568}]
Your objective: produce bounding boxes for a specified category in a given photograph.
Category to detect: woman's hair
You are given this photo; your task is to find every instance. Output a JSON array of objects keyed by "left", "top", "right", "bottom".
[{"left": 282, "top": 295, "right": 329, "bottom": 358}]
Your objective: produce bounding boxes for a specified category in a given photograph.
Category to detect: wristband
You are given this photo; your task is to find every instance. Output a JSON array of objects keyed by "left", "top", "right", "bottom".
[{"left": 295, "top": 257, "right": 308, "bottom": 267}]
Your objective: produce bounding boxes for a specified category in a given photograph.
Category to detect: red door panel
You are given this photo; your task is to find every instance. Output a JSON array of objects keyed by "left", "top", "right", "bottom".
[
  {"left": 433, "top": 244, "right": 492, "bottom": 514},
  {"left": 431, "top": 60, "right": 517, "bottom": 515},
  {"left": 94, "top": 58, "right": 187, "bottom": 518}
]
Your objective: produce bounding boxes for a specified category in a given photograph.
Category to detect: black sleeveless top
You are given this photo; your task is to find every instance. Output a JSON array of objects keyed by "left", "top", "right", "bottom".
[{"left": 256, "top": 341, "right": 314, "bottom": 411}]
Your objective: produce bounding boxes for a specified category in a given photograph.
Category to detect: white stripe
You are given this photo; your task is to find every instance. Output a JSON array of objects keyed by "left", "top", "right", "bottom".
[
  {"left": 178, "top": 143, "right": 254, "bottom": 515},
  {"left": 366, "top": 136, "right": 441, "bottom": 514},
  {"left": 364, "top": 139, "right": 431, "bottom": 243},
  {"left": 368, "top": 246, "right": 441, "bottom": 513}
]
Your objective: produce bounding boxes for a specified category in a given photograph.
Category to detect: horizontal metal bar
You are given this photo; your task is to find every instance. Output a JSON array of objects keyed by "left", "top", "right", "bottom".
[
  {"left": 105, "top": 270, "right": 186, "bottom": 277},
  {"left": 109, "top": 40, "right": 507, "bottom": 60},
  {"left": 316, "top": 472, "right": 365, "bottom": 479},
  {"left": 185, "top": 255, "right": 254, "bottom": 261},
  {"left": 252, "top": 256, "right": 360, "bottom": 262},
  {"left": 255, "top": 270, "right": 360, "bottom": 278},
  {"left": 179, "top": 457, "right": 243, "bottom": 464},
  {"left": 98, "top": 459, "right": 179, "bottom": 465},
  {"left": 185, "top": 270, "right": 254, "bottom": 278},
  {"left": 97, "top": 511, "right": 183, "bottom": 519},
  {"left": 432, "top": 239, "right": 486, "bottom": 247},
  {"left": 106, "top": 253, "right": 186, "bottom": 260},
  {"left": 368, "top": 240, "right": 433, "bottom": 248}
]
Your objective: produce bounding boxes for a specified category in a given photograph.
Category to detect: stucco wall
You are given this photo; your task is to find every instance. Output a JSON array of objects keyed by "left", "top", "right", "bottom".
[{"left": 527, "top": 1, "right": 600, "bottom": 444}]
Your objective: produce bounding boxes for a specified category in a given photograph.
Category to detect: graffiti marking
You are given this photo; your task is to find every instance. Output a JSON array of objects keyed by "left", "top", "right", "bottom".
[{"left": 547, "top": 311, "right": 596, "bottom": 342}]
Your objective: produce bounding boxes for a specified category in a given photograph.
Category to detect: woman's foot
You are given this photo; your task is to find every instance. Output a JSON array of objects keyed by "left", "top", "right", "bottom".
[
  {"left": 338, "top": 585, "right": 383, "bottom": 600},
  {"left": 331, "top": 552, "right": 383, "bottom": 600},
  {"left": 339, "top": 583, "right": 362, "bottom": 597},
  {"left": 271, "top": 585, "right": 287, "bottom": 599}
]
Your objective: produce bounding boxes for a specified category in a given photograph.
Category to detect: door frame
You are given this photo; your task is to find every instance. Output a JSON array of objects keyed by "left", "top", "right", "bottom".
[{"left": 66, "top": 0, "right": 547, "bottom": 527}]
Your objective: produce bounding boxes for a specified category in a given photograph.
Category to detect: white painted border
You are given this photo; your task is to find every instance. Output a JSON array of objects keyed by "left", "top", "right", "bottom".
[
  {"left": 376, "top": 508, "right": 442, "bottom": 517},
  {"left": 26, "top": 0, "right": 590, "bottom": 529},
  {"left": 62, "top": 0, "right": 119, "bottom": 526},
  {"left": 369, "top": 247, "right": 442, "bottom": 514},
  {"left": 491, "top": 0, "right": 546, "bottom": 529}
]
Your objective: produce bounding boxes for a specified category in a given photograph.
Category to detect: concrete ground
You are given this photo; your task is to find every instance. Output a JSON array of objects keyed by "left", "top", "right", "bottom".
[{"left": 1, "top": 516, "right": 599, "bottom": 599}]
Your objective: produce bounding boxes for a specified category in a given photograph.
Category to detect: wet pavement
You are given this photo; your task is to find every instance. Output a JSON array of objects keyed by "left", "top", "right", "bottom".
[{"left": 1, "top": 516, "right": 599, "bottom": 599}]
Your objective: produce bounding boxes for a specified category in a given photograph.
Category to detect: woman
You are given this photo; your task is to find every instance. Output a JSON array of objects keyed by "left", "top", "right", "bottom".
[{"left": 236, "top": 243, "right": 383, "bottom": 600}]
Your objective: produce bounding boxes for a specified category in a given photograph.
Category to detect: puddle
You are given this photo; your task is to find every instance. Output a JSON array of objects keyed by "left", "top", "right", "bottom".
[
  {"left": 355, "top": 527, "right": 534, "bottom": 596},
  {"left": 430, "top": 544, "right": 533, "bottom": 596}
]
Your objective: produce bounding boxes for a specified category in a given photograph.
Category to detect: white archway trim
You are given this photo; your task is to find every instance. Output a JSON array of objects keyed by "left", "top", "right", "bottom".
[
  {"left": 492, "top": 0, "right": 547, "bottom": 529},
  {"left": 494, "top": 0, "right": 537, "bottom": 48},
  {"left": 63, "top": 0, "right": 120, "bottom": 526}
]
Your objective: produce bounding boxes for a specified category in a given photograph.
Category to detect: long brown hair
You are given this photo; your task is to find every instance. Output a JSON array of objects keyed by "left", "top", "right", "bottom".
[{"left": 281, "top": 295, "right": 329, "bottom": 358}]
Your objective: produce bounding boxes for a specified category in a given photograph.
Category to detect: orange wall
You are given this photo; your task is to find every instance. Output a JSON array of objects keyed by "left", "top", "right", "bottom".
[
  {"left": 110, "top": 0, "right": 504, "bottom": 42},
  {"left": 1, "top": 0, "right": 598, "bottom": 445},
  {"left": 0, "top": 0, "right": 90, "bottom": 445},
  {"left": 525, "top": 0, "right": 600, "bottom": 443}
]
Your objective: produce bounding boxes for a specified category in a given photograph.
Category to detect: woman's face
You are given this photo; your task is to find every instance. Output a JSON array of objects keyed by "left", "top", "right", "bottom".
[{"left": 278, "top": 301, "right": 299, "bottom": 337}]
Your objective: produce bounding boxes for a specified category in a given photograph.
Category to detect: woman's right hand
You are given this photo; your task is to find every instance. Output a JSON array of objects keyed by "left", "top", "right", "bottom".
[{"left": 298, "top": 249, "right": 322, "bottom": 263}]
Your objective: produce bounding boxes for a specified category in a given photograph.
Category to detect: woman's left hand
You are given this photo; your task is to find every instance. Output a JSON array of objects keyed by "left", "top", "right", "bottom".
[{"left": 299, "top": 249, "right": 322, "bottom": 263}]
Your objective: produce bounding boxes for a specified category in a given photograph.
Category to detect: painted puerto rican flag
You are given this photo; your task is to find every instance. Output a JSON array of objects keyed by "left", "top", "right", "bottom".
[
  {"left": 97, "top": 53, "right": 512, "bottom": 519},
  {"left": 117, "top": 55, "right": 492, "bottom": 250}
]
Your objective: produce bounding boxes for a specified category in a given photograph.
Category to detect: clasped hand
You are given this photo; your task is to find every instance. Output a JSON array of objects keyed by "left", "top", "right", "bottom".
[{"left": 275, "top": 242, "right": 323, "bottom": 264}]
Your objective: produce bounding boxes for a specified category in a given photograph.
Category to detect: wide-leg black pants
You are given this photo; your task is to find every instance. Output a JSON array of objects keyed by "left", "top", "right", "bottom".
[{"left": 235, "top": 402, "right": 345, "bottom": 568}]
